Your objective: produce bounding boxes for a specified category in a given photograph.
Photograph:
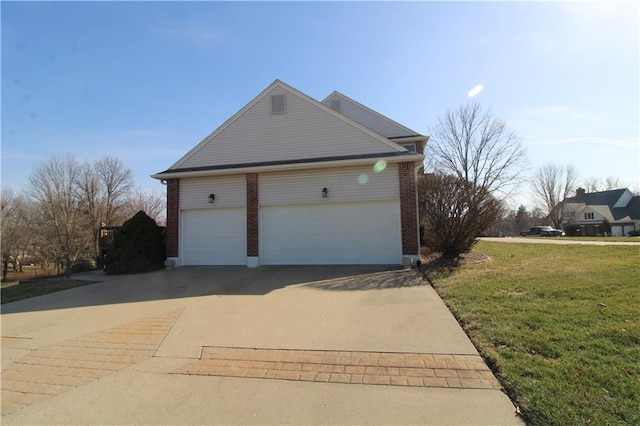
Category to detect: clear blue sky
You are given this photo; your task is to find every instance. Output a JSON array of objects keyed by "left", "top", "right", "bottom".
[{"left": 2, "top": 1, "right": 638, "bottom": 208}]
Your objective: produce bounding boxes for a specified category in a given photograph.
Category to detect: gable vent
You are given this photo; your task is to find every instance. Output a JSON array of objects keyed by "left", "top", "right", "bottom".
[
  {"left": 271, "top": 94, "right": 286, "bottom": 114},
  {"left": 330, "top": 99, "right": 341, "bottom": 113}
]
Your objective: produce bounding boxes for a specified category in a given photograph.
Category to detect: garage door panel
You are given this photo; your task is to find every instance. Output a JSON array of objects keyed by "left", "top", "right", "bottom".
[
  {"left": 181, "top": 208, "right": 246, "bottom": 265},
  {"left": 261, "top": 201, "right": 401, "bottom": 265}
]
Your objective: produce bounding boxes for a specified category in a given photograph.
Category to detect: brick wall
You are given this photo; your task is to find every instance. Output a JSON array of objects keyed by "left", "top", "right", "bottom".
[
  {"left": 399, "top": 162, "right": 419, "bottom": 256},
  {"left": 246, "top": 173, "right": 259, "bottom": 257},
  {"left": 166, "top": 179, "right": 180, "bottom": 257}
]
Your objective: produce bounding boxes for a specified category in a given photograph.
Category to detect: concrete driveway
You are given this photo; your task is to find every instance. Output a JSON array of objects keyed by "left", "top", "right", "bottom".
[{"left": 1, "top": 266, "right": 521, "bottom": 425}]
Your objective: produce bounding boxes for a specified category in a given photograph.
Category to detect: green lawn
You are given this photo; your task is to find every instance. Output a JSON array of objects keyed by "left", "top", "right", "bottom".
[
  {"left": 511, "top": 236, "right": 638, "bottom": 243},
  {"left": 557, "top": 236, "right": 639, "bottom": 243},
  {"left": 426, "top": 241, "right": 640, "bottom": 425},
  {"left": 1, "top": 278, "right": 99, "bottom": 304}
]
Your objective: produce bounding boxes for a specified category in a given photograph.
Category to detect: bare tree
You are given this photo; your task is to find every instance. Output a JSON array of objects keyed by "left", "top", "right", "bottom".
[
  {"left": 427, "top": 101, "right": 527, "bottom": 196},
  {"left": 76, "top": 162, "right": 104, "bottom": 265},
  {"left": 421, "top": 102, "right": 526, "bottom": 257},
  {"left": 122, "top": 186, "right": 166, "bottom": 225},
  {"left": 531, "top": 163, "right": 578, "bottom": 229},
  {"left": 26, "top": 155, "right": 91, "bottom": 274},
  {"left": 95, "top": 157, "right": 133, "bottom": 226},
  {"left": 584, "top": 176, "right": 626, "bottom": 192},
  {"left": 1, "top": 188, "right": 30, "bottom": 280},
  {"left": 482, "top": 199, "right": 515, "bottom": 237},
  {"left": 76, "top": 157, "right": 133, "bottom": 264},
  {"left": 419, "top": 173, "right": 503, "bottom": 259},
  {"left": 583, "top": 177, "right": 601, "bottom": 193}
]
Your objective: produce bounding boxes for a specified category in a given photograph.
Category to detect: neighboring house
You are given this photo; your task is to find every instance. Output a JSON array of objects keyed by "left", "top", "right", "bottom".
[
  {"left": 152, "top": 80, "right": 427, "bottom": 267},
  {"left": 560, "top": 187, "right": 640, "bottom": 236}
]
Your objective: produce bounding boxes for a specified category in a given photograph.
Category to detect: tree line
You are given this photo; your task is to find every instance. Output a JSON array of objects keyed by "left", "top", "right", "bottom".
[
  {"left": 1, "top": 154, "right": 165, "bottom": 279},
  {"left": 418, "top": 102, "right": 636, "bottom": 259}
]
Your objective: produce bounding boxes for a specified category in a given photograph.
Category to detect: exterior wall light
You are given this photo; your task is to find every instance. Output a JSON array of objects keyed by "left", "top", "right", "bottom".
[
  {"left": 208, "top": 194, "right": 215, "bottom": 203},
  {"left": 322, "top": 187, "right": 328, "bottom": 198}
]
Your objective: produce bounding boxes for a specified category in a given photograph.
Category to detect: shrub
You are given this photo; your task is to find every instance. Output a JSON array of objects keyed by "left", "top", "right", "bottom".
[
  {"left": 70, "top": 259, "right": 93, "bottom": 274},
  {"left": 564, "top": 224, "right": 582, "bottom": 236},
  {"left": 418, "top": 172, "right": 502, "bottom": 259},
  {"left": 104, "top": 211, "right": 165, "bottom": 275},
  {"left": 628, "top": 230, "right": 640, "bottom": 237}
]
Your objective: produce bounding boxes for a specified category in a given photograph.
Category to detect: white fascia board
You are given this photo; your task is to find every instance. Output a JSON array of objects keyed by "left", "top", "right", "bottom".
[
  {"left": 391, "top": 135, "right": 429, "bottom": 143},
  {"left": 151, "top": 154, "right": 424, "bottom": 180},
  {"left": 610, "top": 217, "right": 633, "bottom": 224}
]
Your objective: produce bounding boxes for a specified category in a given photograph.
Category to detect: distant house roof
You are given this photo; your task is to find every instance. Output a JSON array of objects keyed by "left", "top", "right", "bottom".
[
  {"left": 628, "top": 196, "right": 640, "bottom": 218},
  {"left": 564, "top": 188, "right": 627, "bottom": 205},
  {"left": 563, "top": 188, "right": 639, "bottom": 223}
]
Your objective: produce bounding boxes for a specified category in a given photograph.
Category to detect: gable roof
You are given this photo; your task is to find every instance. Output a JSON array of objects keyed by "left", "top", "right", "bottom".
[
  {"left": 155, "top": 80, "right": 421, "bottom": 178},
  {"left": 322, "top": 91, "right": 423, "bottom": 139},
  {"left": 564, "top": 188, "right": 627, "bottom": 206},
  {"left": 627, "top": 196, "right": 640, "bottom": 218},
  {"left": 563, "top": 188, "right": 640, "bottom": 223},
  {"left": 613, "top": 195, "right": 640, "bottom": 221},
  {"left": 588, "top": 205, "right": 614, "bottom": 221}
]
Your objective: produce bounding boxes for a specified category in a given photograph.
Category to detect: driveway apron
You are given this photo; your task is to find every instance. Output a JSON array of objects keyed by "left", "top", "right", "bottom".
[{"left": 1, "top": 266, "right": 522, "bottom": 425}]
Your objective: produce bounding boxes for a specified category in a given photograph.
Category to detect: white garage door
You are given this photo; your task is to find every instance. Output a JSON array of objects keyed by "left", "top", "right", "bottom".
[
  {"left": 261, "top": 201, "right": 401, "bottom": 265},
  {"left": 181, "top": 208, "right": 246, "bottom": 265},
  {"left": 611, "top": 226, "right": 623, "bottom": 237}
]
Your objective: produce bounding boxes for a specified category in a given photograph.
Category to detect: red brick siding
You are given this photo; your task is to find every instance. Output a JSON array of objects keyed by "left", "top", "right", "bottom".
[
  {"left": 166, "top": 179, "right": 180, "bottom": 257},
  {"left": 246, "top": 173, "right": 259, "bottom": 257},
  {"left": 399, "top": 162, "right": 419, "bottom": 256}
]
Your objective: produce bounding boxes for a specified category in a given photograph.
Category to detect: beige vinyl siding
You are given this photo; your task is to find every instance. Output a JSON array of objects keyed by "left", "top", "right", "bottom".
[
  {"left": 178, "top": 87, "right": 399, "bottom": 170},
  {"left": 180, "top": 175, "right": 246, "bottom": 209},
  {"left": 323, "top": 94, "right": 416, "bottom": 139},
  {"left": 259, "top": 164, "right": 399, "bottom": 206}
]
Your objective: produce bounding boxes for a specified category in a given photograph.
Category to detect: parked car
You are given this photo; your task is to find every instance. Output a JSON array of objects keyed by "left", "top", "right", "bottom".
[{"left": 520, "top": 226, "right": 565, "bottom": 237}]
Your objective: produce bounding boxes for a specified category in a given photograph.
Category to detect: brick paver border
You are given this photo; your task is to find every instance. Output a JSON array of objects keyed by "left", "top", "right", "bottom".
[
  {"left": 1, "top": 311, "right": 181, "bottom": 416},
  {"left": 173, "top": 346, "right": 501, "bottom": 390}
]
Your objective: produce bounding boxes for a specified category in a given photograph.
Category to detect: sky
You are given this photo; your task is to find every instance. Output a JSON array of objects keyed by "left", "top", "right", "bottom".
[{"left": 2, "top": 1, "right": 639, "bottom": 209}]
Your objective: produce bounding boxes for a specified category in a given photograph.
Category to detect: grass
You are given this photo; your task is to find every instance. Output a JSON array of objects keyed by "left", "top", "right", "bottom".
[
  {"left": 3, "top": 265, "right": 59, "bottom": 283},
  {"left": 426, "top": 241, "right": 640, "bottom": 425},
  {"left": 1, "top": 278, "right": 99, "bottom": 304},
  {"left": 557, "top": 236, "right": 639, "bottom": 242},
  {"left": 506, "top": 236, "right": 638, "bottom": 243}
]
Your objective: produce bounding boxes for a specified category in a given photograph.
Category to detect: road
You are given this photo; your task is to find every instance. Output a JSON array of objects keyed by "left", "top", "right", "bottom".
[{"left": 480, "top": 237, "right": 640, "bottom": 246}]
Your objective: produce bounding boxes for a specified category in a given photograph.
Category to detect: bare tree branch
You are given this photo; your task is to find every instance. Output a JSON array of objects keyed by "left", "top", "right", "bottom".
[
  {"left": 531, "top": 163, "right": 578, "bottom": 229},
  {"left": 122, "top": 186, "right": 166, "bottom": 226},
  {"left": 583, "top": 176, "right": 626, "bottom": 192},
  {"left": 427, "top": 102, "right": 527, "bottom": 196},
  {"left": 26, "top": 154, "right": 90, "bottom": 274}
]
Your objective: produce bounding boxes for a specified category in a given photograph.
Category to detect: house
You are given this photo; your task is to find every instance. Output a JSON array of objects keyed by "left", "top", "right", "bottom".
[
  {"left": 560, "top": 187, "right": 640, "bottom": 236},
  {"left": 152, "top": 80, "right": 427, "bottom": 267}
]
